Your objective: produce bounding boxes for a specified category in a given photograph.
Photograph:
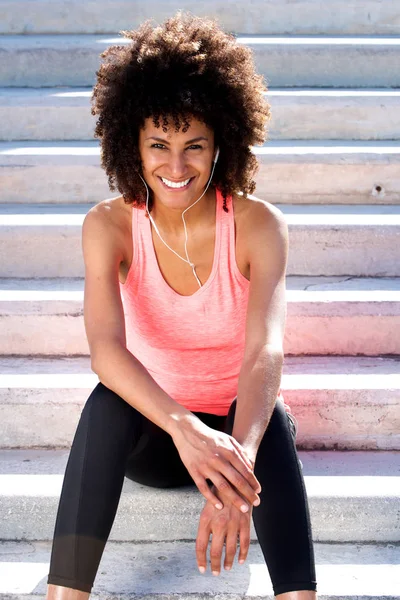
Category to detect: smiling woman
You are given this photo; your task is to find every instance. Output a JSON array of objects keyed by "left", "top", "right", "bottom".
[{"left": 46, "top": 10, "right": 317, "bottom": 600}]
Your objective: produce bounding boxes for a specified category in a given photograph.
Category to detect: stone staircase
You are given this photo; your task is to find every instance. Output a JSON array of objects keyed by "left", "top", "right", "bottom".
[{"left": 0, "top": 1, "right": 399, "bottom": 597}]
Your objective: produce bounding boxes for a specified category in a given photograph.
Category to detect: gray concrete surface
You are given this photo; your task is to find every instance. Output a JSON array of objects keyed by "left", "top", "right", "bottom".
[
  {"left": 1, "top": 87, "right": 400, "bottom": 142},
  {"left": 1, "top": 204, "right": 400, "bottom": 277},
  {"left": 1, "top": 276, "right": 399, "bottom": 357},
  {"left": 0, "top": 449, "right": 399, "bottom": 543},
  {"left": 1, "top": 34, "right": 400, "bottom": 87},
  {"left": 0, "top": 354, "right": 399, "bottom": 449},
  {"left": 0, "top": 539, "right": 399, "bottom": 597},
  {"left": 1, "top": 140, "right": 399, "bottom": 205},
  {"left": 1, "top": 0, "right": 399, "bottom": 35}
]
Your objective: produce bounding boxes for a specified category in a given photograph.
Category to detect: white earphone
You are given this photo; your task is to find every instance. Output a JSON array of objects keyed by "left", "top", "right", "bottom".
[{"left": 138, "top": 146, "right": 220, "bottom": 289}]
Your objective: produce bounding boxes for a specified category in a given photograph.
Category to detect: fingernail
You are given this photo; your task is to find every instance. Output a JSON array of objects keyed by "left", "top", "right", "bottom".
[
  {"left": 199, "top": 566, "right": 206, "bottom": 573},
  {"left": 253, "top": 498, "right": 260, "bottom": 506},
  {"left": 225, "top": 565, "right": 231, "bottom": 570},
  {"left": 239, "top": 559, "right": 245, "bottom": 564},
  {"left": 212, "top": 571, "right": 219, "bottom": 576},
  {"left": 241, "top": 504, "right": 249, "bottom": 513},
  {"left": 215, "top": 503, "right": 223, "bottom": 510}
]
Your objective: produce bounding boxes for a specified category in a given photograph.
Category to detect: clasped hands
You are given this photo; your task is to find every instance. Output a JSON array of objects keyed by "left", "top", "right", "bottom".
[{"left": 171, "top": 413, "right": 261, "bottom": 576}]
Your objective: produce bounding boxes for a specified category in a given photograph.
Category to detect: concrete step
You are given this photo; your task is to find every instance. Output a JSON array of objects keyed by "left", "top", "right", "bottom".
[
  {"left": 1, "top": 203, "right": 399, "bottom": 277},
  {"left": 2, "top": 87, "right": 400, "bottom": 142},
  {"left": 0, "top": 449, "right": 399, "bottom": 543},
  {"left": 1, "top": 276, "right": 399, "bottom": 357},
  {"left": 2, "top": 140, "right": 399, "bottom": 205},
  {"left": 0, "top": 540, "right": 399, "bottom": 599},
  {"left": 1, "top": 34, "right": 399, "bottom": 87},
  {"left": 2, "top": 0, "right": 399, "bottom": 35},
  {"left": 0, "top": 355, "right": 399, "bottom": 450}
]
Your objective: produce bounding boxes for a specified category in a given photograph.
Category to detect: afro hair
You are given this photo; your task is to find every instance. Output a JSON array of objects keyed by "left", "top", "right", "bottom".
[{"left": 90, "top": 11, "right": 271, "bottom": 214}]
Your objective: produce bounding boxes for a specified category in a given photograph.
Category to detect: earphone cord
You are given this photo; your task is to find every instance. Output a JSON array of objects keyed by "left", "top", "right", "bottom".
[{"left": 139, "top": 159, "right": 218, "bottom": 289}]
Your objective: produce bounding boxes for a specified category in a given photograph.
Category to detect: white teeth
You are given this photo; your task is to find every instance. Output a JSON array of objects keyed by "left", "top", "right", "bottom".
[{"left": 161, "top": 177, "right": 191, "bottom": 189}]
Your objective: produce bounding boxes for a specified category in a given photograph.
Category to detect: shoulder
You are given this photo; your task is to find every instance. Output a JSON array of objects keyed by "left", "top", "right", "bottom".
[
  {"left": 82, "top": 195, "right": 128, "bottom": 260},
  {"left": 83, "top": 195, "right": 130, "bottom": 237},
  {"left": 239, "top": 193, "right": 287, "bottom": 230},
  {"left": 85, "top": 194, "right": 127, "bottom": 225},
  {"left": 233, "top": 193, "right": 288, "bottom": 263}
]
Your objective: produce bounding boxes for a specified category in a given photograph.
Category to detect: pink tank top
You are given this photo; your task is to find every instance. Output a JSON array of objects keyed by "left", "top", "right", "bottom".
[{"left": 119, "top": 187, "right": 284, "bottom": 416}]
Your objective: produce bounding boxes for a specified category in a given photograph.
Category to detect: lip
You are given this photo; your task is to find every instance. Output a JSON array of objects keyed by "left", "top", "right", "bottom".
[{"left": 158, "top": 176, "right": 195, "bottom": 191}]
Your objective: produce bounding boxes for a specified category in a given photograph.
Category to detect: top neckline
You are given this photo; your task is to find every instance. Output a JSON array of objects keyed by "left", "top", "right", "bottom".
[{"left": 145, "top": 187, "right": 223, "bottom": 299}]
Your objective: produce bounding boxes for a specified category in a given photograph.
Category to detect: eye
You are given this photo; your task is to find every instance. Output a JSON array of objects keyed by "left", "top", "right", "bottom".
[
  {"left": 150, "top": 143, "right": 166, "bottom": 149},
  {"left": 187, "top": 145, "right": 203, "bottom": 150}
]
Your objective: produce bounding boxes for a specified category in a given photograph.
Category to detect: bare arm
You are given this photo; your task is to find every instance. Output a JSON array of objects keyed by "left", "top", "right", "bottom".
[
  {"left": 231, "top": 201, "right": 288, "bottom": 461},
  {"left": 82, "top": 205, "right": 192, "bottom": 437}
]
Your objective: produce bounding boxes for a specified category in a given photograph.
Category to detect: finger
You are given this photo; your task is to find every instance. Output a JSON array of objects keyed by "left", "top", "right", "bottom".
[
  {"left": 192, "top": 473, "right": 225, "bottom": 510},
  {"left": 215, "top": 463, "right": 260, "bottom": 508},
  {"left": 196, "top": 515, "right": 211, "bottom": 574},
  {"left": 224, "top": 525, "right": 239, "bottom": 571},
  {"left": 210, "top": 522, "right": 227, "bottom": 575},
  {"left": 208, "top": 469, "right": 254, "bottom": 514},
  {"left": 226, "top": 442, "right": 262, "bottom": 493},
  {"left": 238, "top": 519, "right": 251, "bottom": 565}
]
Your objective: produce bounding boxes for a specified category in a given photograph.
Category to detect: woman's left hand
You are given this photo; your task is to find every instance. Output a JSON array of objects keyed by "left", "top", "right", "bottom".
[{"left": 196, "top": 484, "right": 253, "bottom": 575}]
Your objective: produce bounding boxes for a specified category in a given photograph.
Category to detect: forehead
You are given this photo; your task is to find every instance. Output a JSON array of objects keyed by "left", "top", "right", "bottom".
[{"left": 141, "top": 116, "right": 213, "bottom": 139}]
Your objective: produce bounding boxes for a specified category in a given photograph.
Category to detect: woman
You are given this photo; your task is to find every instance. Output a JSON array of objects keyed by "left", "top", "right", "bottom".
[{"left": 46, "top": 12, "right": 317, "bottom": 599}]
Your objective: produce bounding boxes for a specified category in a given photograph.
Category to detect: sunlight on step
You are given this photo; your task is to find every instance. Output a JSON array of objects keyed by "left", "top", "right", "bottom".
[
  {"left": 1, "top": 289, "right": 399, "bottom": 301},
  {"left": 286, "top": 289, "right": 400, "bottom": 300},
  {"left": 1, "top": 146, "right": 98, "bottom": 155},
  {"left": 1, "top": 474, "right": 66, "bottom": 495},
  {"left": 0, "top": 214, "right": 84, "bottom": 225},
  {"left": 0, "top": 560, "right": 398, "bottom": 595},
  {"left": 1, "top": 474, "right": 399, "bottom": 497},
  {"left": 304, "top": 476, "right": 400, "bottom": 497},
  {"left": 247, "top": 563, "right": 400, "bottom": 596},
  {"left": 237, "top": 36, "right": 400, "bottom": 45},
  {"left": 0, "top": 562, "right": 49, "bottom": 593},
  {"left": 283, "top": 213, "right": 400, "bottom": 225},
  {"left": 1, "top": 372, "right": 398, "bottom": 390},
  {"left": 266, "top": 89, "right": 400, "bottom": 96},
  {"left": 52, "top": 89, "right": 400, "bottom": 98},
  {"left": 0, "top": 290, "right": 83, "bottom": 300},
  {"left": 257, "top": 144, "right": 400, "bottom": 153},
  {"left": 0, "top": 373, "right": 98, "bottom": 387},
  {"left": 282, "top": 373, "right": 400, "bottom": 389},
  {"left": 97, "top": 35, "right": 400, "bottom": 46}
]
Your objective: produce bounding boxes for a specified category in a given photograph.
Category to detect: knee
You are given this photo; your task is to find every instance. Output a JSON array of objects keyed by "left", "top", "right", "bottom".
[{"left": 83, "top": 381, "right": 141, "bottom": 426}]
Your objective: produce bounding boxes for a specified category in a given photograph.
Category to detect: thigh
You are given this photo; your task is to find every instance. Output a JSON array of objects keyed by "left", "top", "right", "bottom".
[{"left": 125, "top": 409, "right": 226, "bottom": 488}]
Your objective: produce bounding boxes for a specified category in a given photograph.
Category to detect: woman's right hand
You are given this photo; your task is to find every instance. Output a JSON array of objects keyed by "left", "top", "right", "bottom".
[{"left": 171, "top": 414, "right": 261, "bottom": 513}]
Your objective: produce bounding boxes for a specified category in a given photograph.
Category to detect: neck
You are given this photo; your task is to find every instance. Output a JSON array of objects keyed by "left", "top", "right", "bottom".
[{"left": 149, "top": 186, "right": 217, "bottom": 237}]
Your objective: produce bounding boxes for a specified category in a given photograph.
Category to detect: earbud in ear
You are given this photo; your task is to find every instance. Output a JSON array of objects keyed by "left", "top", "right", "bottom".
[{"left": 214, "top": 147, "right": 220, "bottom": 163}]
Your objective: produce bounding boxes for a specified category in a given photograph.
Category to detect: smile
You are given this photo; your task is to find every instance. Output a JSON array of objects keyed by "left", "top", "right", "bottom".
[{"left": 159, "top": 176, "right": 194, "bottom": 190}]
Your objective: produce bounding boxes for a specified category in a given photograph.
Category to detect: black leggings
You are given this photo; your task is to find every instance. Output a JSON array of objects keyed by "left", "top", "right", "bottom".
[{"left": 47, "top": 382, "right": 317, "bottom": 596}]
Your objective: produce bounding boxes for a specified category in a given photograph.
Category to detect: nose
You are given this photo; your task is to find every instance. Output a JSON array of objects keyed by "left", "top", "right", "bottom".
[{"left": 167, "top": 151, "right": 188, "bottom": 178}]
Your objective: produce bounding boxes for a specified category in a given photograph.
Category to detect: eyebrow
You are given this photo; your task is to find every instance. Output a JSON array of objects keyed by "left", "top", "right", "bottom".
[{"left": 145, "top": 136, "right": 209, "bottom": 144}]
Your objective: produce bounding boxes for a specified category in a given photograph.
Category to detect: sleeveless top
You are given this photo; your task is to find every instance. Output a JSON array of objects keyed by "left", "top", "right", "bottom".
[{"left": 119, "top": 187, "right": 284, "bottom": 416}]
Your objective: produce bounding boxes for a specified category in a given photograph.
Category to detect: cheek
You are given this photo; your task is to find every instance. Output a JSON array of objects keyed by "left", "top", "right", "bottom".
[{"left": 141, "top": 153, "right": 162, "bottom": 173}]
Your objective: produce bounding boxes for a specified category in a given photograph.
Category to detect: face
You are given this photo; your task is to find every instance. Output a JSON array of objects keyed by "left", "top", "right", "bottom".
[{"left": 138, "top": 116, "right": 216, "bottom": 205}]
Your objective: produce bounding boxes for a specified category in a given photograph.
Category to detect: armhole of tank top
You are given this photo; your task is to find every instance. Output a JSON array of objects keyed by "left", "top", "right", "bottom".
[
  {"left": 230, "top": 195, "right": 251, "bottom": 288},
  {"left": 120, "top": 206, "right": 139, "bottom": 288}
]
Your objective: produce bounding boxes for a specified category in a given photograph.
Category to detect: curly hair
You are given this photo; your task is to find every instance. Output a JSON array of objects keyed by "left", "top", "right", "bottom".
[{"left": 90, "top": 11, "right": 271, "bottom": 215}]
